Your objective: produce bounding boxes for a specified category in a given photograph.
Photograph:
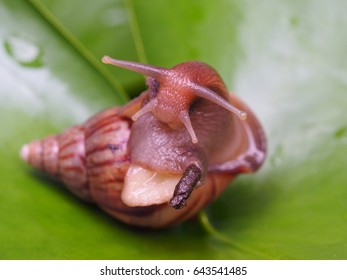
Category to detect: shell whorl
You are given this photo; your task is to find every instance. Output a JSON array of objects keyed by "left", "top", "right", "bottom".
[
  {"left": 21, "top": 135, "right": 59, "bottom": 175},
  {"left": 21, "top": 126, "right": 91, "bottom": 201},
  {"left": 20, "top": 107, "right": 131, "bottom": 200}
]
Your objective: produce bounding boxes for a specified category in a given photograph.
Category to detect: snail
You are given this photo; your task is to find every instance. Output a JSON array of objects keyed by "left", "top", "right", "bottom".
[{"left": 20, "top": 56, "right": 266, "bottom": 228}]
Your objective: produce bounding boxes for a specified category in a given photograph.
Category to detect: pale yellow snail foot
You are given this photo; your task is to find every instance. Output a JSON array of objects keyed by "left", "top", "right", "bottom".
[{"left": 122, "top": 164, "right": 180, "bottom": 207}]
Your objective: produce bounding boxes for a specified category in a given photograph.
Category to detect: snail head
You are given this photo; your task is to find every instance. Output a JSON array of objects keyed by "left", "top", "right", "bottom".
[{"left": 102, "top": 56, "right": 247, "bottom": 144}]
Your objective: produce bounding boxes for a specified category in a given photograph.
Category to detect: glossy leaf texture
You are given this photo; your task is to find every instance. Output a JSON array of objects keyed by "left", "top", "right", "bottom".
[{"left": 1, "top": 0, "right": 347, "bottom": 259}]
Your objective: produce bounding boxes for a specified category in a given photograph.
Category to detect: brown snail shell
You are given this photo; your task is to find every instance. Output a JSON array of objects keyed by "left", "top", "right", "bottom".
[{"left": 20, "top": 58, "right": 266, "bottom": 228}]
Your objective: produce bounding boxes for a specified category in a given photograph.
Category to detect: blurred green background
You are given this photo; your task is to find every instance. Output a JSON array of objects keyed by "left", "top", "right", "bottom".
[{"left": 1, "top": 0, "right": 347, "bottom": 259}]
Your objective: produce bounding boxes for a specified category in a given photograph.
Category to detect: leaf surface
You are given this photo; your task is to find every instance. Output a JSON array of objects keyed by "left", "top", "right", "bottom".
[{"left": 1, "top": 0, "right": 346, "bottom": 259}]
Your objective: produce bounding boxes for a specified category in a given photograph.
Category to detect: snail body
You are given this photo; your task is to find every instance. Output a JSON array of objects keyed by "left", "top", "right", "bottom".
[{"left": 20, "top": 57, "right": 266, "bottom": 228}]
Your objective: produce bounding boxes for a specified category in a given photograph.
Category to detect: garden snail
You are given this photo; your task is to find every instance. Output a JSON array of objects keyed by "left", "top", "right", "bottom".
[{"left": 20, "top": 56, "right": 266, "bottom": 228}]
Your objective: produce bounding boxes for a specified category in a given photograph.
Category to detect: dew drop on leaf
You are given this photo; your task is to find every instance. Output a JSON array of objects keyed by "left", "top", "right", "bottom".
[{"left": 4, "top": 35, "right": 44, "bottom": 68}]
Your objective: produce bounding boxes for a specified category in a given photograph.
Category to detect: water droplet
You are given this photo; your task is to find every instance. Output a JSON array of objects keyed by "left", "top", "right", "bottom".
[
  {"left": 4, "top": 35, "right": 44, "bottom": 68},
  {"left": 334, "top": 126, "right": 347, "bottom": 139}
]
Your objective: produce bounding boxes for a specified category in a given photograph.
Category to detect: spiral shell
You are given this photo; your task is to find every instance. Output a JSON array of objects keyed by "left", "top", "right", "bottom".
[{"left": 21, "top": 107, "right": 235, "bottom": 228}]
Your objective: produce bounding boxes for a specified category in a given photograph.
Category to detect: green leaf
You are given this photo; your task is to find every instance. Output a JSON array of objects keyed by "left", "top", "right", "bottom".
[{"left": 1, "top": 0, "right": 347, "bottom": 259}]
